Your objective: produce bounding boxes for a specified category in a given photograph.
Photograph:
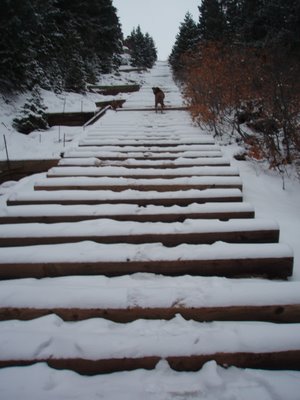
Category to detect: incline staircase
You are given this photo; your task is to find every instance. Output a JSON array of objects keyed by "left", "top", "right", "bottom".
[{"left": 0, "top": 63, "right": 300, "bottom": 378}]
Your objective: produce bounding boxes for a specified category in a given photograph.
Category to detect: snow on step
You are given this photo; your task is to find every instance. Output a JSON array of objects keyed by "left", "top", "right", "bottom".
[
  {"left": 7, "top": 188, "right": 243, "bottom": 206},
  {"left": 0, "top": 218, "right": 279, "bottom": 247},
  {"left": 0, "top": 202, "right": 255, "bottom": 224},
  {"left": 47, "top": 166, "right": 239, "bottom": 177},
  {"left": 58, "top": 156, "right": 231, "bottom": 167},
  {"left": 69, "top": 144, "right": 221, "bottom": 152},
  {"left": 34, "top": 176, "right": 243, "bottom": 192},
  {"left": 83, "top": 134, "right": 208, "bottom": 141},
  {"left": 0, "top": 314, "right": 300, "bottom": 372},
  {"left": 2, "top": 241, "right": 290, "bottom": 263},
  {"left": 74, "top": 142, "right": 221, "bottom": 153},
  {"left": 85, "top": 133, "right": 209, "bottom": 140},
  {"left": 1, "top": 275, "right": 300, "bottom": 323},
  {"left": 63, "top": 150, "right": 223, "bottom": 159},
  {"left": 0, "top": 242, "right": 293, "bottom": 279},
  {"left": 78, "top": 137, "right": 215, "bottom": 146}
]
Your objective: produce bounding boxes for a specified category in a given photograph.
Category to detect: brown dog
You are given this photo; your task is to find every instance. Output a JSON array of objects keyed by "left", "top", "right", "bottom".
[{"left": 152, "top": 87, "right": 165, "bottom": 113}]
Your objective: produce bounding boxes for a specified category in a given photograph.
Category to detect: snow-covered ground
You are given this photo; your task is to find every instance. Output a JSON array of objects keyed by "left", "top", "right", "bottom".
[
  {"left": 0, "top": 61, "right": 300, "bottom": 399},
  {"left": 0, "top": 67, "right": 147, "bottom": 160}
]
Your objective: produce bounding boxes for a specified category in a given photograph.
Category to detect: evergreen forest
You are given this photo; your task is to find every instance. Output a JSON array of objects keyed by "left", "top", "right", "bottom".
[
  {"left": 124, "top": 26, "right": 157, "bottom": 69},
  {"left": 0, "top": 0, "right": 157, "bottom": 94},
  {"left": 170, "top": 0, "right": 300, "bottom": 172}
]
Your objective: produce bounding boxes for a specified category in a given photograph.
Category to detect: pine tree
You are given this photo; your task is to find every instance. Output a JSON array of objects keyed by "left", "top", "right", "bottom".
[
  {"left": 142, "top": 33, "right": 157, "bottom": 67},
  {"left": 128, "top": 26, "right": 146, "bottom": 67},
  {"left": 169, "top": 12, "right": 200, "bottom": 73},
  {"left": 259, "top": 0, "right": 300, "bottom": 52},
  {"left": 238, "top": 0, "right": 267, "bottom": 43},
  {"left": 13, "top": 86, "right": 48, "bottom": 134},
  {"left": 30, "top": 0, "right": 64, "bottom": 91},
  {"left": 56, "top": 0, "right": 123, "bottom": 75},
  {"left": 198, "top": 0, "right": 227, "bottom": 41},
  {"left": 0, "top": 0, "right": 36, "bottom": 92},
  {"left": 0, "top": 0, "right": 123, "bottom": 93},
  {"left": 125, "top": 26, "right": 157, "bottom": 68},
  {"left": 93, "top": 0, "right": 123, "bottom": 72},
  {"left": 64, "top": 51, "right": 87, "bottom": 93},
  {"left": 222, "top": 0, "right": 244, "bottom": 39},
  {"left": 224, "top": 0, "right": 300, "bottom": 52}
]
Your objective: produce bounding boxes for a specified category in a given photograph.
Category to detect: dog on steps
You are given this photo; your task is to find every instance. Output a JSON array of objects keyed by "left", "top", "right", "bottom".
[{"left": 152, "top": 87, "right": 165, "bottom": 113}]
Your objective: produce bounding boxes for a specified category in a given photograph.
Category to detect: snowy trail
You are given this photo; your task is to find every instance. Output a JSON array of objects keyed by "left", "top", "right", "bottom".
[{"left": 1, "top": 61, "right": 300, "bottom": 399}]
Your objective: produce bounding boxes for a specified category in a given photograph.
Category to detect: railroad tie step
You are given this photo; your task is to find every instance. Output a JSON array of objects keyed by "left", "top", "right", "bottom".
[
  {"left": 0, "top": 218, "right": 280, "bottom": 247},
  {"left": 76, "top": 144, "right": 221, "bottom": 152},
  {"left": 7, "top": 188, "right": 244, "bottom": 206},
  {"left": 0, "top": 315, "right": 300, "bottom": 373},
  {"left": 46, "top": 165, "right": 240, "bottom": 178},
  {"left": 77, "top": 137, "right": 216, "bottom": 147},
  {"left": 84, "top": 133, "right": 203, "bottom": 139},
  {"left": 63, "top": 150, "right": 224, "bottom": 160},
  {"left": 57, "top": 156, "right": 231, "bottom": 168},
  {"left": 1, "top": 275, "right": 300, "bottom": 323},
  {"left": 0, "top": 202, "right": 255, "bottom": 224},
  {"left": 33, "top": 176, "right": 243, "bottom": 192},
  {"left": 2, "top": 304, "right": 300, "bottom": 324},
  {"left": 0, "top": 242, "right": 293, "bottom": 279}
]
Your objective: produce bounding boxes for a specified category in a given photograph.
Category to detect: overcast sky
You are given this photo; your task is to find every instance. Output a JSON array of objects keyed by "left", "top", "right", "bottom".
[{"left": 113, "top": 0, "right": 201, "bottom": 60}]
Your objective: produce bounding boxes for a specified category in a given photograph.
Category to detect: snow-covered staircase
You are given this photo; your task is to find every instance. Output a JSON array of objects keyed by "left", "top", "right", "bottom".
[{"left": 0, "top": 63, "right": 300, "bottom": 377}]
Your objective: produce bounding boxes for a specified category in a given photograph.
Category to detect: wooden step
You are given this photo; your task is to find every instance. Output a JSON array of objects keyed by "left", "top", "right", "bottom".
[
  {"left": 0, "top": 202, "right": 255, "bottom": 224},
  {"left": 2, "top": 304, "right": 300, "bottom": 324},
  {"left": 77, "top": 137, "right": 215, "bottom": 146},
  {"left": 47, "top": 166, "right": 240, "bottom": 178},
  {"left": 77, "top": 144, "right": 221, "bottom": 151},
  {"left": 0, "top": 316, "right": 299, "bottom": 373},
  {"left": 0, "top": 242, "right": 293, "bottom": 279},
  {"left": 58, "top": 157, "right": 231, "bottom": 167},
  {"left": 34, "top": 176, "right": 243, "bottom": 192},
  {"left": 2, "top": 351, "right": 300, "bottom": 374},
  {"left": 84, "top": 134, "right": 210, "bottom": 140},
  {"left": 7, "top": 188, "right": 244, "bottom": 206},
  {"left": 0, "top": 218, "right": 279, "bottom": 247},
  {"left": 1, "top": 276, "right": 299, "bottom": 322},
  {"left": 63, "top": 150, "right": 223, "bottom": 160}
]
